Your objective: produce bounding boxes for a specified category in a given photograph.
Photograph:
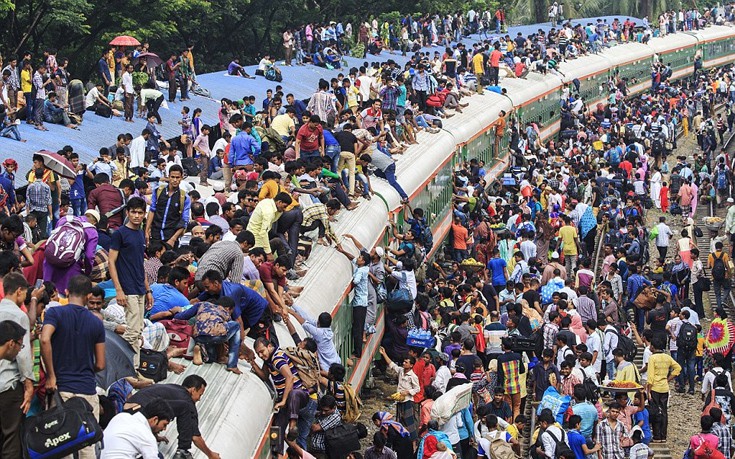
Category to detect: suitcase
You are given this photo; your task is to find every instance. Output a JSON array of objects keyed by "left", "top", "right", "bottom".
[
  {"left": 138, "top": 348, "right": 168, "bottom": 382},
  {"left": 24, "top": 392, "right": 103, "bottom": 459}
]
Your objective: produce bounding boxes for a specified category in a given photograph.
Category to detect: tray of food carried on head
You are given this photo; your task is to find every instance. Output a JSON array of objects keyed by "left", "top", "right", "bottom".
[{"left": 598, "top": 380, "right": 644, "bottom": 392}]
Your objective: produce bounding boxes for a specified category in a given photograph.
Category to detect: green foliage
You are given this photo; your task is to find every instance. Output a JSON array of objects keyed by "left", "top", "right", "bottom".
[
  {"left": 132, "top": 71, "right": 148, "bottom": 87},
  {"left": 0, "top": 0, "right": 711, "bottom": 80}
]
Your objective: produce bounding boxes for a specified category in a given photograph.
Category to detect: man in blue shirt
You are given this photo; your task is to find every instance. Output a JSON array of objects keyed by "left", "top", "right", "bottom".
[
  {"left": 197, "top": 269, "right": 268, "bottom": 341},
  {"left": 626, "top": 264, "right": 651, "bottom": 331},
  {"left": 567, "top": 414, "right": 601, "bottom": 458},
  {"left": 229, "top": 115, "right": 261, "bottom": 168},
  {"left": 97, "top": 52, "right": 112, "bottom": 95},
  {"left": 487, "top": 248, "right": 508, "bottom": 290},
  {"left": 148, "top": 266, "right": 191, "bottom": 321},
  {"left": 40, "top": 275, "right": 105, "bottom": 459}
]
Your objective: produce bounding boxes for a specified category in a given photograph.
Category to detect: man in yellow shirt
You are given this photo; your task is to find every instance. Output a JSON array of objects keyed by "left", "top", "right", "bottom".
[
  {"left": 245, "top": 192, "right": 292, "bottom": 258},
  {"left": 646, "top": 336, "right": 681, "bottom": 443},
  {"left": 707, "top": 241, "right": 731, "bottom": 308},
  {"left": 270, "top": 108, "right": 297, "bottom": 140},
  {"left": 472, "top": 47, "right": 486, "bottom": 95},
  {"left": 558, "top": 215, "right": 581, "bottom": 273}
]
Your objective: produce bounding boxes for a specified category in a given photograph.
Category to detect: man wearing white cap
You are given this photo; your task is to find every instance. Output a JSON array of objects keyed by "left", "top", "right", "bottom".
[
  {"left": 540, "top": 251, "right": 567, "bottom": 286},
  {"left": 42, "top": 211, "right": 99, "bottom": 294}
]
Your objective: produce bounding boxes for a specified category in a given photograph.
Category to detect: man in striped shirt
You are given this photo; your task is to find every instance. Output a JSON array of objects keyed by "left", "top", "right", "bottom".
[
  {"left": 248, "top": 337, "right": 313, "bottom": 448},
  {"left": 194, "top": 230, "right": 254, "bottom": 283}
]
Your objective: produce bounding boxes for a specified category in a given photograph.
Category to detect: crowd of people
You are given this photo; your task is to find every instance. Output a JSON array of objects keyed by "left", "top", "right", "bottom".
[{"left": 0, "top": 5, "right": 732, "bottom": 459}]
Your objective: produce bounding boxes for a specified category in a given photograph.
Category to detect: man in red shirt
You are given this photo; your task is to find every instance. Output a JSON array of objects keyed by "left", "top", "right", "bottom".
[
  {"left": 257, "top": 255, "right": 291, "bottom": 317},
  {"left": 489, "top": 43, "right": 503, "bottom": 86},
  {"left": 295, "top": 114, "right": 324, "bottom": 161},
  {"left": 87, "top": 173, "right": 124, "bottom": 230}
]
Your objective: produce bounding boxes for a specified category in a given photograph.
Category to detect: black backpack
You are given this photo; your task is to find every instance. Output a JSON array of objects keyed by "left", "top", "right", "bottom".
[
  {"left": 677, "top": 322, "right": 698, "bottom": 353},
  {"left": 138, "top": 349, "right": 168, "bottom": 382},
  {"left": 325, "top": 423, "right": 364, "bottom": 459},
  {"left": 712, "top": 252, "right": 727, "bottom": 282},
  {"left": 605, "top": 328, "right": 637, "bottom": 362},
  {"left": 582, "top": 375, "right": 600, "bottom": 402},
  {"left": 546, "top": 429, "right": 573, "bottom": 459}
]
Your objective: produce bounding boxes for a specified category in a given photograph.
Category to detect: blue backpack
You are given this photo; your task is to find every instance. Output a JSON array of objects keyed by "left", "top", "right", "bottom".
[
  {"left": 717, "top": 169, "right": 729, "bottom": 190},
  {"left": 609, "top": 148, "right": 621, "bottom": 167}
]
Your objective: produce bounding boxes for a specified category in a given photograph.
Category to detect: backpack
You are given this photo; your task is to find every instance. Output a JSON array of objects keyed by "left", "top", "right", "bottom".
[
  {"left": 652, "top": 138, "right": 664, "bottom": 155},
  {"left": 44, "top": 218, "right": 91, "bottom": 268},
  {"left": 545, "top": 429, "right": 573, "bottom": 459},
  {"left": 342, "top": 382, "right": 362, "bottom": 423},
  {"left": 156, "top": 186, "right": 186, "bottom": 211},
  {"left": 717, "top": 170, "right": 729, "bottom": 190},
  {"left": 605, "top": 328, "right": 638, "bottom": 363},
  {"left": 265, "top": 67, "right": 282, "bottom": 82},
  {"left": 284, "top": 347, "right": 321, "bottom": 392},
  {"left": 712, "top": 252, "right": 727, "bottom": 282},
  {"left": 419, "top": 224, "right": 434, "bottom": 252},
  {"left": 677, "top": 322, "right": 698, "bottom": 353},
  {"left": 609, "top": 148, "right": 621, "bottom": 168},
  {"left": 325, "top": 423, "right": 363, "bottom": 459},
  {"left": 582, "top": 375, "right": 600, "bottom": 402},
  {"left": 487, "top": 434, "right": 518, "bottom": 459}
]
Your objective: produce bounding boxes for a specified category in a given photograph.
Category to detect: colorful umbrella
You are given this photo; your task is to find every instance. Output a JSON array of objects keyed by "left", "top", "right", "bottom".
[
  {"left": 135, "top": 52, "right": 163, "bottom": 68},
  {"left": 109, "top": 35, "right": 141, "bottom": 47},
  {"left": 35, "top": 150, "right": 75, "bottom": 180},
  {"left": 705, "top": 317, "right": 735, "bottom": 356}
]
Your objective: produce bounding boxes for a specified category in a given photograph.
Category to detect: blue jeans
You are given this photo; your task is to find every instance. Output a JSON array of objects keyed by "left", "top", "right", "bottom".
[
  {"left": 606, "top": 360, "right": 616, "bottom": 380},
  {"left": 374, "top": 163, "right": 408, "bottom": 200},
  {"left": 325, "top": 145, "right": 340, "bottom": 172},
  {"left": 300, "top": 149, "right": 320, "bottom": 161},
  {"left": 195, "top": 321, "right": 241, "bottom": 369},
  {"left": 0, "top": 125, "right": 21, "bottom": 141},
  {"left": 714, "top": 280, "right": 731, "bottom": 308},
  {"left": 25, "top": 93, "right": 34, "bottom": 122},
  {"left": 676, "top": 353, "right": 696, "bottom": 391},
  {"left": 296, "top": 397, "right": 317, "bottom": 448},
  {"left": 71, "top": 198, "right": 87, "bottom": 217}
]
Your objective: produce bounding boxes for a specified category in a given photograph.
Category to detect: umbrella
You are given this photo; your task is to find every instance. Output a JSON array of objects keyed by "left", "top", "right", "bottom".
[
  {"left": 135, "top": 52, "right": 163, "bottom": 68},
  {"left": 96, "top": 330, "right": 136, "bottom": 390},
  {"left": 35, "top": 150, "right": 75, "bottom": 180},
  {"left": 109, "top": 35, "right": 141, "bottom": 47}
]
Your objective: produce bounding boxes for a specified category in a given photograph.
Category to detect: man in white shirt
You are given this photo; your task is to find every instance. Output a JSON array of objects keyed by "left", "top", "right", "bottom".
[
  {"left": 433, "top": 353, "right": 452, "bottom": 393},
  {"left": 101, "top": 398, "right": 173, "bottom": 459},
  {"left": 702, "top": 353, "right": 734, "bottom": 395},
  {"left": 602, "top": 321, "right": 619, "bottom": 381},
  {"left": 584, "top": 319, "right": 603, "bottom": 375},
  {"left": 121, "top": 64, "right": 135, "bottom": 122},
  {"left": 538, "top": 411, "right": 568, "bottom": 458},
  {"left": 654, "top": 216, "right": 673, "bottom": 263},
  {"left": 665, "top": 308, "right": 683, "bottom": 361},
  {"left": 129, "top": 129, "right": 151, "bottom": 171}
]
